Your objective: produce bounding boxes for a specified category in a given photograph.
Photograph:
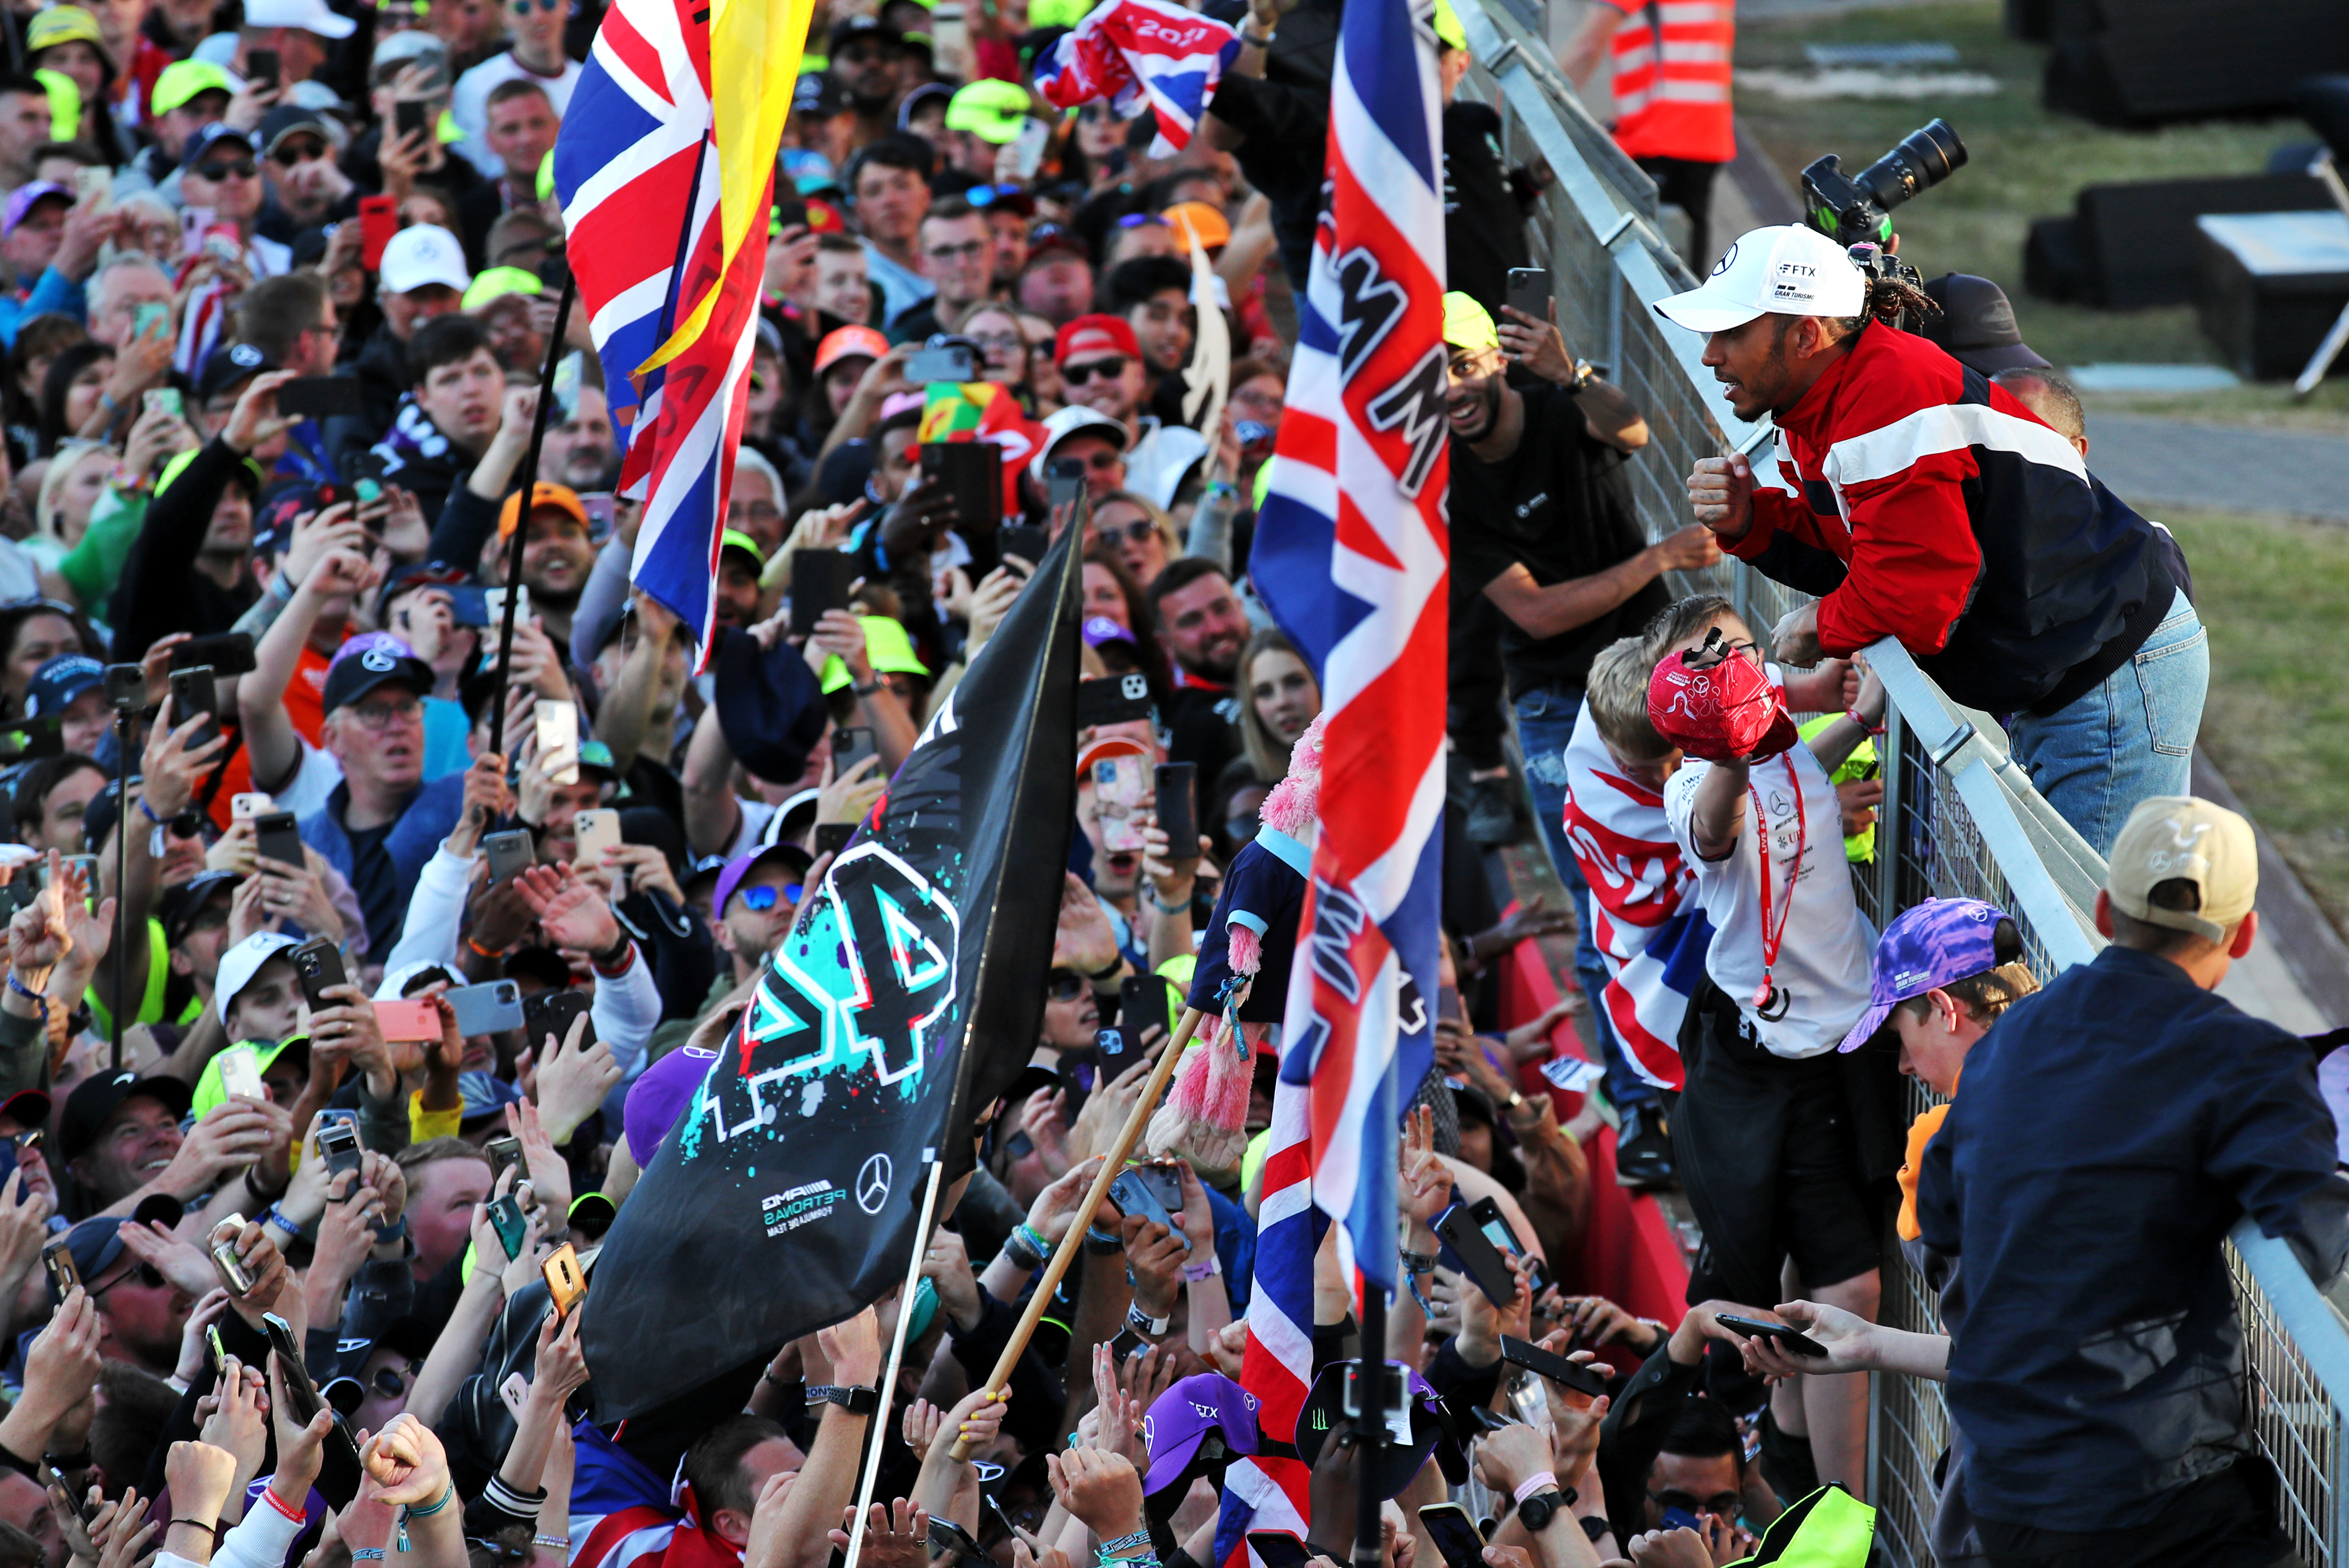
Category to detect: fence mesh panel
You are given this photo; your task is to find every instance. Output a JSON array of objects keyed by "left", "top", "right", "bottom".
[{"left": 1457, "top": 17, "right": 2349, "bottom": 1564}]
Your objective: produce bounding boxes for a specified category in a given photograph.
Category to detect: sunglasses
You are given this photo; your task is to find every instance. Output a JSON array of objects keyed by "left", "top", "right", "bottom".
[
  {"left": 1060, "top": 356, "right": 1127, "bottom": 386},
  {"left": 509, "top": 0, "right": 563, "bottom": 12},
  {"left": 737, "top": 883, "right": 805, "bottom": 912},
  {"left": 1045, "top": 970, "right": 1086, "bottom": 1001},
  {"left": 272, "top": 140, "right": 329, "bottom": 166},
  {"left": 1061, "top": 447, "right": 1123, "bottom": 472},
  {"left": 1116, "top": 213, "right": 1170, "bottom": 230},
  {"left": 195, "top": 159, "right": 257, "bottom": 181},
  {"left": 1091, "top": 518, "right": 1156, "bottom": 546}
]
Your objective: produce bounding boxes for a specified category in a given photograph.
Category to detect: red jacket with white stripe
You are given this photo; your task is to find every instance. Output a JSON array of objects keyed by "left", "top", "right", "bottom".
[{"left": 1727, "top": 321, "right": 2177, "bottom": 716}]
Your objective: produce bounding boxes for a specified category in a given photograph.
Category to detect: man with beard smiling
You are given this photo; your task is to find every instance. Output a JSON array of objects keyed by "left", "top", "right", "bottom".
[
  {"left": 299, "top": 635, "right": 468, "bottom": 957},
  {"left": 1445, "top": 290, "right": 1716, "bottom": 1182},
  {"left": 1146, "top": 559, "right": 1250, "bottom": 788}
]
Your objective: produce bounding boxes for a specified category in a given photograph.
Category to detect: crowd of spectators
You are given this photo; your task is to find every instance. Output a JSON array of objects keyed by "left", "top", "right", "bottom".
[{"left": 0, "top": 0, "right": 2304, "bottom": 1568}]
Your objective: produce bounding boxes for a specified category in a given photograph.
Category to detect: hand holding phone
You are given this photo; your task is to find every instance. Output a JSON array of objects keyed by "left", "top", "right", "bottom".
[{"left": 1712, "top": 1312, "right": 1830, "bottom": 1359}]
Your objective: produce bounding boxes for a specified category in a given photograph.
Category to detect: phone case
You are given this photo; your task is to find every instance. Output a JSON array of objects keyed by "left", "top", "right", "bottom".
[
  {"left": 290, "top": 937, "right": 347, "bottom": 1012},
  {"left": 542, "top": 1244, "right": 586, "bottom": 1317},
  {"left": 1434, "top": 1205, "right": 1520, "bottom": 1307},
  {"left": 447, "top": 980, "right": 524, "bottom": 1037},
  {"left": 254, "top": 811, "right": 304, "bottom": 869},
  {"left": 217, "top": 1054, "right": 266, "bottom": 1102},
  {"left": 373, "top": 998, "right": 441, "bottom": 1042},
  {"left": 1094, "top": 755, "right": 1148, "bottom": 851}
]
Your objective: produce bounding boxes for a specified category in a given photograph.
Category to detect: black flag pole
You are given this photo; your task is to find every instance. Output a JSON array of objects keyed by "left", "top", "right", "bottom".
[{"left": 485, "top": 270, "right": 579, "bottom": 763}]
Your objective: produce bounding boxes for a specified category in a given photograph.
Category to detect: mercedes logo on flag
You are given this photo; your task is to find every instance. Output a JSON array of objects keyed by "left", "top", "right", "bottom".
[{"left": 855, "top": 1153, "right": 892, "bottom": 1214}]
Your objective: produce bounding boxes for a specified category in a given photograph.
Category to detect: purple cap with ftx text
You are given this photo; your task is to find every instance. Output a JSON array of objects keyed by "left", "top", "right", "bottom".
[
  {"left": 1141, "top": 1374, "right": 1264, "bottom": 1503},
  {"left": 1837, "top": 897, "right": 2018, "bottom": 1052}
]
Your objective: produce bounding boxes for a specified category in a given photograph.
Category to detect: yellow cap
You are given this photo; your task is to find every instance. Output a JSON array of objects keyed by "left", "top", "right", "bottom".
[
  {"left": 2106, "top": 796, "right": 2258, "bottom": 945},
  {"left": 820, "top": 616, "right": 931, "bottom": 693},
  {"left": 27, "top": 7, "right": 105, "bottom": 60},
  {"left": 1442, "top": 291, "right": 1498, "bottom": 352},
  {"left": 462, "top": 266, "right": 543, "bottom": 309},
  {"left": 1431, "top": 0, "right": 1465, "bottom": 51}
]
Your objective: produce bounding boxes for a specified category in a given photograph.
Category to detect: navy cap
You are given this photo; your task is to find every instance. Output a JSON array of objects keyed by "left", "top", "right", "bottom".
[
  {"left": 180, "top": 122, "right": 256, "bottom": 170},
  {"left": 458, "top": 1070, "right": 522, "bottom": 1122},
  {"left": 23, "top": 654, "right": 104, "bottom": 722},
  {"left": 319, "top": 635, "right": 433, "bottom": 714},
  {"left": 198, "top": 342, "right": 277, "bottom": 402},
  {"left": 713, "top": 626, "right": 831, "bottom": 786},
  {"left": 59, "top": 1070, "right": 195, "bottom": 1163}
]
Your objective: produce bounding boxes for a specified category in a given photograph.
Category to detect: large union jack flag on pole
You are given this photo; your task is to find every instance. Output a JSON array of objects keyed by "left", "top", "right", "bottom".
[
  {"left": 1249, "top": 0, "right": 1449, "bottom": 1295},
  {"left": 552, "top": 0, "right": 812, "bottom": 660}
]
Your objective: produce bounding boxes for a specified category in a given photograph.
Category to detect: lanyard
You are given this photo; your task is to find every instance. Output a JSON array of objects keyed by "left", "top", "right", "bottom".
[{"left": 1750, "top": 758, "right": 1805, "bottom": 1016}]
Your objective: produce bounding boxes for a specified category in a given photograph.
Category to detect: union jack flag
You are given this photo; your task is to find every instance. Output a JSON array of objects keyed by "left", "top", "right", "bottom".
[
  {"left": 1032, "top": 0, "right": 1239, "bottom": 153},
  {"left": 552, "top": 0, "right": 772, "bottom": 658},
  {"left": 1249, "top": 0, "right": 1448, "bottom": 1293}
]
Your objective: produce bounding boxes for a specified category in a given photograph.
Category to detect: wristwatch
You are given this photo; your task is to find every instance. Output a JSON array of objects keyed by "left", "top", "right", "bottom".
[
  {"left": 807, "top": 1384, "right": 880, "bottom": 1415},
  {"left": 1516, "top": 1491, "right": 1565, "bottom": 1533},
  {"left": 1127, "top": 1303, "right": 1172, "bottom": 1337}
]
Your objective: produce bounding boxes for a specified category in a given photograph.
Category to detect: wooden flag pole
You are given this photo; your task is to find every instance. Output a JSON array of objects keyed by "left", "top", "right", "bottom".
[{"left": 945, "top": 1004, "right": 1205, "bottom": 1461}]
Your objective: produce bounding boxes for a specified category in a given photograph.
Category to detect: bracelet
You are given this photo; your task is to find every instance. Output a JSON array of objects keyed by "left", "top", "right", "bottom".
[
  {"left": 1083, "top": 955, "right": 1124, "bottom": 982},
  {"left": 353, "top": 1552, "right": 387, "bottom": 1562},
  {"left": 533, "top": 1537, "right": 570, "bottom": 1551},
  {"left": 99, "top": 391, "right": 119, "bottom": 417},
  {"left": 589, "top": 931, "right": 633, "bottom": 971},
  {"left": 5, "top": 973, "right": 46, "bottom": 1013},
  {"left": 1099, "top": 1531, "right": 1153, "bottom": 1557},
  {"left": 465, "top": 934, "right": 506, "bottom": 959},
  {"left": 1239, "top": 27, "right": 1273, "bottom": 45},
  {"left": 1845, "top": 707, "right": 1887, "bottom": 737},
  {"left": 406, "top": 1486, "right": 454, "bottom": 1518},
  {"left": 1513, "top": 1472, "right": 1559, "bottom": 1505},
  {"left": 261, "top": 1488, "right": 304, "bottom": 1524},
  {"left": 138, "top": 796, "right": 165, "bottom": 825},
  {"left": 170, "top": 1520, "right": 216, "bottom": 1535},
  {"left": 1150, "top": 891, "right": 1189, "bottom": 914}
]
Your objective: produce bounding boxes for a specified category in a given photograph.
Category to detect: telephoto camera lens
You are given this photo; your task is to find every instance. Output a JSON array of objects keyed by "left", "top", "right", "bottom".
[{"left": 1857, "top": 118, "right": 1968, "bottom": 213}]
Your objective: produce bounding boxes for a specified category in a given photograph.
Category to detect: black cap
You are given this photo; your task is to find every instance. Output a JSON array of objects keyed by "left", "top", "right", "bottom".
[
  {"left": 60, "top": 1070, "right": 195, "bottom": 1163},
  {"left": 319, "top": 641, "right": 434, "bottom": 715},
  {"left": 198, "top": 342, "right": 278, "bottom": 402},
  {"left": 1920, "top": 273, "right": 2050, "bottom": 375},
  {"left": 376, "top": 560, "right": 473, "bottom": 623},
  {"left": 258, "top": 103, "right": 337, "bottom": 157},
  {"left": 180, "top": 121, "right": 255, "bottom": 169},
  {"left": 55, "top": 1217, "right": 128, "bottom": 1302},
  {"left": 80, "top": 775, "right": 136, "bottom": 854},
  {"left": 828, "top": 14, "right": 901, "bottom": 53},
  {"left": 793, "top": 71, "right": 849, "bottom": 119},
  {"left": 159, "top": 869, "right": 241, "bottom": 944}
]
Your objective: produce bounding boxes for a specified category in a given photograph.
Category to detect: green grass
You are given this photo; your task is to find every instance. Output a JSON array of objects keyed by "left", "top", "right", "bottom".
[
  {"left": 1733, "top": 1, "right": 2314, "bottom": 372},
  {"left": 2166, "top": 510, "right": 2349, "bottom": 928}
]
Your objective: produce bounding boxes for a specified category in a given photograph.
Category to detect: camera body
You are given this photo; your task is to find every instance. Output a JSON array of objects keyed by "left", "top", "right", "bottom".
[{"left": 1800, "top": 117, "right": 1967, "bottom": 250}]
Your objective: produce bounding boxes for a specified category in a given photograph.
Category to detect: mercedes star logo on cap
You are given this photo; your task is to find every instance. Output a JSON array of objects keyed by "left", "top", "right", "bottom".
[{"left": 360, "top": 649, "right": 396, "bottom": 672}]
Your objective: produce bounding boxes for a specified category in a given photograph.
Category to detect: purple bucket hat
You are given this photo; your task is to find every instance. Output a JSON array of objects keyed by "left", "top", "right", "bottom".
[
  {"left": 1837, "top": 897, "right": 2019, "bottom": 1052},
  {"left": 1141, "top": 1374, "right": 1264, "bottom": 1502},
  {"left": 624, "top": 1044, "right": 720, "bottom": 1166}
]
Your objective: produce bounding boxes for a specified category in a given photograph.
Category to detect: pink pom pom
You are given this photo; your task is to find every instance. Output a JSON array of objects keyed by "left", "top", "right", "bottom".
[
  {"left": 1199, "top": 1032, "right": 1252, "bottom": 1132},
  {"left": 1228, "top": 922, "right": 1262, "bottom": 977}
]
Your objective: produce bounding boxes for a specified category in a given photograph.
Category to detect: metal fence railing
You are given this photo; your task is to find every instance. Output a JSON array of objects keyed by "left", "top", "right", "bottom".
[{"left": 1448, "top": 3, "right": 2349, "bottom": 1562}]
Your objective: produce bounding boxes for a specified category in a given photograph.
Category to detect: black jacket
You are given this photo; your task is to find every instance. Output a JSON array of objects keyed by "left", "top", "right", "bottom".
[
  {"left": 110, "top": 437, "right": 260, "bottom": 660},
  {"left": 1917, "top": 946, "right": 2349, "bottom": 1531}
]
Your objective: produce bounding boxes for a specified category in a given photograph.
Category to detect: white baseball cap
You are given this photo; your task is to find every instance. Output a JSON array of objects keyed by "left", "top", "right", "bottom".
[
  {"left": 379, "top": 223, "right": 471, "bottom": 296},
  {"left": 216, "top": 932, "right": 301, "bottom": 1024},
  {"left": 242, "top": 0, "right": 357, "bottom": 38},
  {"left": 1654, "top": 225, "right": 1867, "bottom": 334}
]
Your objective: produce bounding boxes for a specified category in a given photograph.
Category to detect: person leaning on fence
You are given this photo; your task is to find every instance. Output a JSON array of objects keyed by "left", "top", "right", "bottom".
[
  {"left": 1659, "top": 224, "right": 2207, "bottom": 858},
  {"left": 1649, "top": 593, "right": 1889, "bottom": 1506},
  {"left": 1442, "top": 287, "right": 1718, "bottom": 1190},
  {"left": 1917, "top": 796, "right": 2349, "bottom": 1568}
]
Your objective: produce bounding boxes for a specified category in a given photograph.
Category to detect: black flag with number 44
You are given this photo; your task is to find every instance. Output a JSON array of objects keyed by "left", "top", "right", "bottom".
[{"left": 582, "top": 525, "right": 1083, "bottom": 1422}]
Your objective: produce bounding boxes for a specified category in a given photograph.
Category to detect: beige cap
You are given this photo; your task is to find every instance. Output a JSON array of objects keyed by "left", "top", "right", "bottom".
[{"left": 2106, "top": 796, "right": 2257, "bottom": 944}]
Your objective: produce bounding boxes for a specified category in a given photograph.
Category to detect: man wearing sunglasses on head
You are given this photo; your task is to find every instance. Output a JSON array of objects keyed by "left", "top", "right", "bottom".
[
  {"left": 712, "top": 842, "right": 813, "bottom": 984},
  {"left": 1051, "top": 315, "right": 1206, "bottom": 513},
  {"left": 451, "top": 0, "right": 582, "bottom": 181}
]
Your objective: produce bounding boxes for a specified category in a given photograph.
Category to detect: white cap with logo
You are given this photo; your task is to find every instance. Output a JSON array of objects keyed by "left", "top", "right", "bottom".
[
  {"left": 378, "top": 224, "right": 471, "bottom": 296},
  {"left": 242, "top": 0, "right": 357, "bottom": 39},
  {"left": 1654, "top": 225, "right": 1867, "bottom": 334}
]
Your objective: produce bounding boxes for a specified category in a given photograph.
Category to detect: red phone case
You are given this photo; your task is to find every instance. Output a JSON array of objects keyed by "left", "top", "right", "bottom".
[
  {"left": 373, "top": 998, "right": 440, "bottom": 1042},
  {"left": 358, "top": 195, "right": 396, "bottom": 272}
]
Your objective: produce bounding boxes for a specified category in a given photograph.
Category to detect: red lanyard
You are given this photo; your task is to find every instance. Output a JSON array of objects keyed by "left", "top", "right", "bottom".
[{"left": 1750, "top": 758, "right": 1805, "bottom": 1012}]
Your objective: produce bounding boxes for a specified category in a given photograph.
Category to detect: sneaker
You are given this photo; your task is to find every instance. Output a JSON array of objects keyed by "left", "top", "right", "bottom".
[
  {"left": 1465, "top": 774, "right": 1523, "bottom": 847},
  {"left": 1615, "top": 1105, "right": 1676, "bottom": 1190}
]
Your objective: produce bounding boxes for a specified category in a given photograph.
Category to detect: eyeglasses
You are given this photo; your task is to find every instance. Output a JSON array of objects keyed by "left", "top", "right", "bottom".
[
  {"left": 1091, "top": 518, "right": 1157, "bottom": 546},
  {"left": 736, "top": 883, "right": 804, "bottom": 912},
  {"left": 194, "top": 159, "right": 257, "bottom": 181},
  {"left": 1060, "top": 447, "right": 1123, "bottom": 472},
  {"left": 925, "top": 239, "right": 988, "bottom": 261},
  {"left": 1045, "top": 970, "right": 1086, "bottom": 1001},
  {"left": 970, "top": 332, "right": 1025, "bottom": 356},
  {"left": 93, "top": 1263, "right": 167, "bottom": 1297},
  {"left": 1060, "top": 357, "right": 1127, "bottom": 386},
  {"left": 272, "top": 140, "right": 329, "bottom": 166},
  {"left": 345, "top": 698, "right": 423, "bottom": 730}
]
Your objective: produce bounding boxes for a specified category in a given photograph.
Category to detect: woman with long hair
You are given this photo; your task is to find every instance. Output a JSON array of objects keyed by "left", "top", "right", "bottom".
[
  {"left": 1081, "top": 545, "right": 1172, "bottom": 694},
  {"left": 5, "top": 314, "right": 86, "bottom": 467},
  {"left": 1086, "top": 488, "right": 1181, "bottom": 590},
  {"left": 1238, "top": 626, "right": 1321, "bottom": 784},
  {"left": 34, "top": 340, "right": 111, "bottom": 458}
]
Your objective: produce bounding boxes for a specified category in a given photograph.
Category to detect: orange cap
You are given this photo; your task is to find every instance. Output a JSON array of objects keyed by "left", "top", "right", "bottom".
[
  {"left": 1163, "top": 200, "right": 1230, "bottom": 252},
  {"left": 497, "top": 481, "right": 589, "bottom": 538}
]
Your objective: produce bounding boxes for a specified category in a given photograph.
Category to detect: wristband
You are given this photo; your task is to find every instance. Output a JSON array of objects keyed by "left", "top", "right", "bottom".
[
  {"left": 352, "top": 1553, "right": 387, "bottom": 1562},
  {"left": 5, "top": 973, "right": 46, "bottom": 1013},
  {"left": 1181, "top": 1253, "right": 1220, "bottom": 1283},
  {"left": 1099, "top": 1531, "right": 1153, "bottom": 1558},
  {"left": 262, "top": 1202, "right": 307, "bottom": 1239},
  {"left": 261, "top": 1488, "right": 305, "bottom": 1524},
  {"left": 1084, "top": 1225, "right": 1123, "bottom": 1255},
  {"left": 1083, "top": 955, "right": 1124, "bottom": 982},
  {"left": 138, "top": 796, "right": 166, "bottom": 825},
  {"left": 1512, "top": 1472, "right": 1559, "bottom": 1505},
  {"left": 589, "top": 931, "right": 634, "bottom": 972},
  {"left": 465, "top": 934, "right": 507, "bottom": 960},
  {"left": 534, "top": 1539, "right": 570, "bottom": 1552},
  {"left": 1846, "top": 707, "right": 1886, "bottom": 738},
  {"left": 405, "top": 1486, "right": 454, "bottom": 1518},
  {"left": 1150, "top": 891, "right": 1189, "bottom": 914},
  {"left": 1127, "top": 1303, "right": 1171, "bottom": 1336},
  {"left": 1399, "top": 1248, "right": 1437, "bottom": 1275}
]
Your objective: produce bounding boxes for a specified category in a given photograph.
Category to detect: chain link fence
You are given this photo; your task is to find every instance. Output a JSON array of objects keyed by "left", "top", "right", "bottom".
[{"left": 1449, "top": 4, "right": 2349, "bottom": 1561}]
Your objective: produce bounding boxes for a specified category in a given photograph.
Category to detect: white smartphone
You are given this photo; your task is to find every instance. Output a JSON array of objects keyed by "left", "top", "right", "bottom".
[
  {"left": 573, "top": 807, "right": 621, "bottom": 865},
  {"left": 231, "top": 792, "right": 273, "bottom": 821},
  {"left": 484, "top": 585, "right": 531, "bottom": 627},
  {"left": 217, "top": 1052, "right": 267, "bottom": 1103},
  {"left": 535, "top": 700, "right": 579, "bottom": 786},
  {"left": 1013, "top": 116, "right": 1051, "bottom": 179}
]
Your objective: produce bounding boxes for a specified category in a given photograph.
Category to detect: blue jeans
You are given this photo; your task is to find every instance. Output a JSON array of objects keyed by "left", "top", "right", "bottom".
[
  {"left": 1514, "top": 685, "right": 1659, "bottom": 1116},
  {"left": 2007, "top": 589, "right": 2209, "bottom": 857}
]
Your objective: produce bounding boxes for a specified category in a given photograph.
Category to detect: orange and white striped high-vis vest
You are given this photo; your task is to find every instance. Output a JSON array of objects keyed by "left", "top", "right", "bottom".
[{"left": 1601, "top": 0, "right": 1736, "bottom": 165}]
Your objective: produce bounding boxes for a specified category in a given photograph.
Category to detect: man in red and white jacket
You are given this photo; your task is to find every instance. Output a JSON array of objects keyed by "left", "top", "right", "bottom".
[{"left": 1659, "top": 225, "right": 2204, "bottom": 854}]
